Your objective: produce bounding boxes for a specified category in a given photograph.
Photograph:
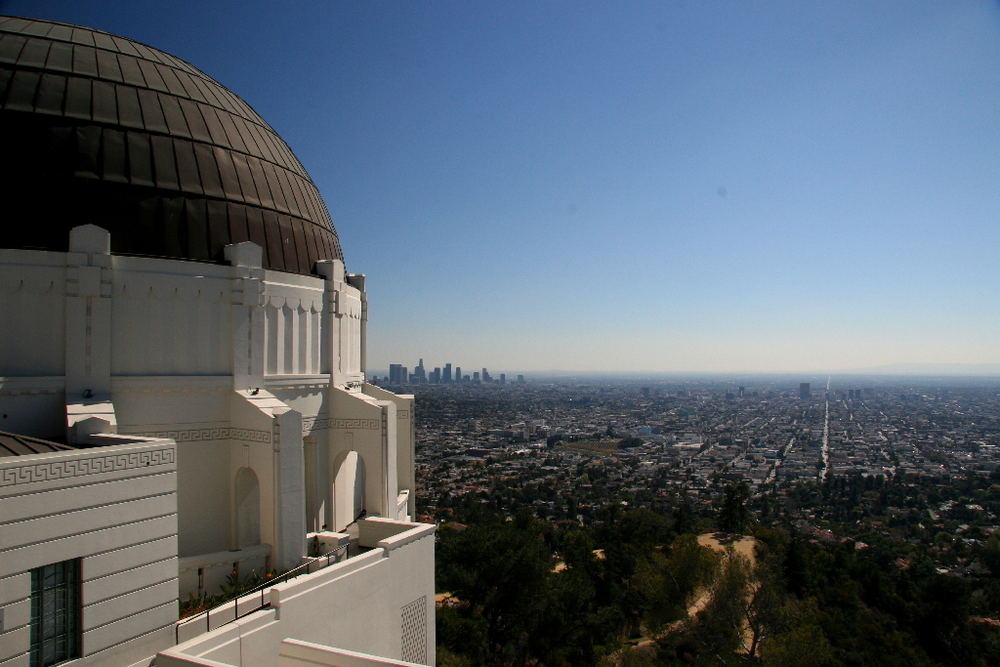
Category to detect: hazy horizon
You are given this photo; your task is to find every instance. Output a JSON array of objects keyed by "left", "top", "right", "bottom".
[
  {"left": 10, "top": 0, "right": 999, "bottom": 373},
  {"left": 369, "top": 362, "right": 1000, "bottom": 379}
]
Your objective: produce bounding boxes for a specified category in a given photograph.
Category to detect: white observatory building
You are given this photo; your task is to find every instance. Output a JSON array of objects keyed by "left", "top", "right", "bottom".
[{"left": 0, "top": 16, "right": 434, "bottom": 667}]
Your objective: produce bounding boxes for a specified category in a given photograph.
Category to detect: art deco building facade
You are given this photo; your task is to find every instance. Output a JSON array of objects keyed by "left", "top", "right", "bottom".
[{"left": 0, "top": 16, "right": 433, "bottom": 667}]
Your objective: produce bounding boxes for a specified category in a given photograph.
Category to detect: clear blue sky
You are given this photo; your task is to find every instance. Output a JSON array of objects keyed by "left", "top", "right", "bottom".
[{"left": 6, "top": 0, "right": 999, "bottom": 373}]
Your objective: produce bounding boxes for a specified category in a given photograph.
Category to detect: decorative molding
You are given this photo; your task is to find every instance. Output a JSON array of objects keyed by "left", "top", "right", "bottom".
[
  {"left": 330, "top": 418, "right": 380, "bottom": 431},
  {"left": 301, "top": 416, "right": 330, "bottom": 434},
  {"left": 125, "top": 427, "right": 271, "bottom": 445},
  {"left": 396, "top": 410, "right": 409, "bottom": 419},
  {"left": 1, "top": 447, "right": 175, "bottom": 487},
  {"left": 400, "top": 595, "right": 427, "bottom": 665}
]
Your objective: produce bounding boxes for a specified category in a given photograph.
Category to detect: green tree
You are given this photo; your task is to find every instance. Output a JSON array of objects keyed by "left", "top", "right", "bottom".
[{"left": 718, "top": 482, "right": 751, "bottom": 534}]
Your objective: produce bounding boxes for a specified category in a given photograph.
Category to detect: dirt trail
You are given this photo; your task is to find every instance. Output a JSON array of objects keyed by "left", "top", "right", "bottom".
[{"left": 695, "top": 532, "right": 759, "bottom": 652}]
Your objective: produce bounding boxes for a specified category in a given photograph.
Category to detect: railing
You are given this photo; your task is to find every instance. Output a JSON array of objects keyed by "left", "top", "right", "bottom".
[{"left": 175, "top": 543, "right": 349, "bottom": 644}]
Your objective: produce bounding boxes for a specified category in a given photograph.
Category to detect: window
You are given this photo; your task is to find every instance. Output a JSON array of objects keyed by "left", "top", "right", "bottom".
[{"left": 29, "top": 559, "right": 80, "bottom": 667}]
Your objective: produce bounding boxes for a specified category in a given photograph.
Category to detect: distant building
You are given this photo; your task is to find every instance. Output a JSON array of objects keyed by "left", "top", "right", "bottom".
[
  {"left": 800, "top": 382, "right": 812, "bottom": 400},
  {"left": 443, "top": 363, "right": 452, "bottom": 383},
  {"left": 499, "top": 373, "right": 506, "bottom": 385},
  {"left": 481, "top": 368, "right": 491, "bottom": 383},
  {"left": 455, "top": 366, "right": 462, "bottom": 384},
  {"left": 473, "top": 371, "right": 480, "bottom": 383},
  {"left": 389, "top": 363, "right": 409, "bottom": 384},
  {"left": 517, "top": 374, "right": 526, "bottom": 384}
]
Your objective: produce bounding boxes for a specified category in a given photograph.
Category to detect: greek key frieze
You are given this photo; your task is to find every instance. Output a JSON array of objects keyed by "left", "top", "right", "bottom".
[
  {"left": 128, "top": 427, "right": 271, "bottom": 445},
  {"left": 0, "top": 447, "right": 175, "bottom": 487},
  {"left": 301, "top": 417, "right": 331, "bottom": 434},
  {"left": 330, "top": 418, "right": 380, "bottom": 430}
]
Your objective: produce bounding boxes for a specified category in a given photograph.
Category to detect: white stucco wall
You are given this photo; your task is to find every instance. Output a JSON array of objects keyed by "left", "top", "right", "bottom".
[
  {"left": 0, "top": 436, "right": 178, "bottom": 667},
  {"left": 162, "top": 520, "right": 436, "bottom": 667},
  {"left": 1, "top": 227, "right": 431, "bottom": 664}
]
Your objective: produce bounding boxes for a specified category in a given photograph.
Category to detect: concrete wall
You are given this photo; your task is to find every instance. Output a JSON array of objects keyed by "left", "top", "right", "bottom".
[
  {"left": 1, "top": 228, "right": 427, "bottom": 661},
  {"left": 161, "top": 521, "right": 436, "bottom": 667},
  {"left": 0, "top": 437, "right": 178, "bottom": 667},
  {"left": 362, "top": 384, "right": 415, "bottom": 520},
  {"left": 279, "top": 639, "right": 425, "bottom": 667}
]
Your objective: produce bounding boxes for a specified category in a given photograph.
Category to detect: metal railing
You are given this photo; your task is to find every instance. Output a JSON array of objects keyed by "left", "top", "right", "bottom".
[{"left": 175, "top": 543, "right": 349, "bottom": 644}]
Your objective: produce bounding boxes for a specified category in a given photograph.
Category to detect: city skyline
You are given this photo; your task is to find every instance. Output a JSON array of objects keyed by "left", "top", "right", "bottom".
[{"left": 10, "top": 0, "right": 1000, "bottom": 373}]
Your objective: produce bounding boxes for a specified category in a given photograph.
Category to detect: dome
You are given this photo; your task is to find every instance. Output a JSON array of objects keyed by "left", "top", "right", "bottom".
[{"left": 0, "top": 16, "right": 343, "bottom": 275}]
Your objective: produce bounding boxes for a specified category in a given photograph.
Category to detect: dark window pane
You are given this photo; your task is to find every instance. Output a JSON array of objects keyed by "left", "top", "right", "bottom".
[
  {"left": 261, "top": 162, "right": 288, "bottom": 212},
  {"left": 295, "top": 177, "right": 319, "bottom": 222},
  {"left": 127, "top": 131, "right": 154, "bottom": 186},
  {"left": 116, "top": 84, "right": 142, "bottom": 128},
  {"left": 71, "top": 45, "right": 98, "bottom": 77},
  {"left": 45, "top": 23, "right": 73, "bottom": 41},
  {"left": 231, "top": 152, "right": 259, "bottom": 205},
  {"left": 213, "top": 86, "right": 240, "bottom": 116},
  {"left": 159, "top": 92, "right": 190, "bottom": 137},
  {"left": 173, "top": 139, "right": 202, "bottom": 194},
  {"left": 18, "top": 37, "right": 50, "bottom": 68},
  {"left": 213, "top": 147, "right": 243, "bottom": 200},
  {"left": 313, "top": 225, "right": 333, "bottom": 263},
  {"left": 262, "top": 211, "right": 286, "bottom": 271},
  {"left": 199, "top": 104, "right": 230, "bottom": 146},
  {"left": 30, "top": 559, "right": 80, "bottom": 667},
  {"left": 278, "top": 167, "right": 306, "bottom": 218},
  {"left": 233, "top": 117, "right": 261, "bottom": 155},
  {"left": 35, "top": 73, "right": 65, "bottom": 115},
  {"left": 92, "top": 32, "right": 117, "bottom": 52},
  {"left": 291, "top": 217, "right": 309, "bottom": 274},
  {"left": 207, "top": 200, "right": 230, "bottom": 260},
  {"left": 173, "top": 70, "right": 207, "bottom": 102},
  {"left": 64, "top": 76, "right": 91, "bottom": 119},
  {"left": 0, "top": 68, "right": 14, "bottom": 105},
  {"left": 137, "top": 59, "right": 167, "bottom": 92},
  {"left": 22, "top": 21, "right": 54, "bottom": 38},
  {"left": 253, "top": 128, "right": 283, "bottom": 169},
  {"left": 150, "top": 134, "right": 179, "bottom": 189},
  {"left": 189, "top": 75, "right": 224, "bottom": 109},
  {"left": 0, "top": 18, "right": 31, "bottom": 32},
  {"left": 131, "top": 42, "right": 164, "bottom": 65},
  {"left": 178, "top": 98, "right": 211, "bottom": 142},
  {"left": 193, "top": 142, "right": 224, "bottom": 198},
  {"left": 5, "top": 69, "right": 39, "bottom": 111},
  {"left": 160, "top": 197, "right": 184, "bottom": 257},
  {"left": 246, "top": 156, "right": 274, "bottom": 209},
  {"left": 302, "top": 217, "right": 319, "bottom": 264},
  {"left": 74, "top": 125, "right": 100, "bottom": 179},
  {"left": 117, "top": 54, "right": 145, "bottom": 86},
  {"left": 137, "top": 88, "right": 167, "bottom": 132},
  {"left": 44, "top": 40, "right": 72, "bottom": 72},
  {"left": 245, "top": 206, "right": 268, "bottom": 262},
  {"left": 102, "top": 128, "right": 127, "bottom": 183},
  {"left": 70, "top": 27, "right": 95, "bottom": 46},
  {"left": 96, "top": 49, "right": 123, "bottom": 82},
  {"left": 184, "top": 198, "right": 210, "bottom": 260},
  {"left": 219, "top": 112, "right": 248, "bottom": 152},
  {"left": 246, "top": 123, "right": 276, "bottom": 163},
  {"left": 92, "top": 79, "right": 117, "bottom": 124},
  {"left": 156, "top": 63, "right": 188, "bottom": 97},
  {"left": 111, "top": 35, "right": 142, "bottom": 58},
  {"left": 227, "top": 202, "right": 249, "bottom": 244},
  {"left": 0, "top": 34, "right": 27, "bottom": 64}
]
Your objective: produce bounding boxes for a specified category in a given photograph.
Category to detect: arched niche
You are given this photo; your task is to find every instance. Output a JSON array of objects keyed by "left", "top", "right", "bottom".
[
  {"left": 234, "top": 467, "right": 261, "bottom": 548},
  {"left": 331, "top": 450, "right": 365, "bottom": 531}
]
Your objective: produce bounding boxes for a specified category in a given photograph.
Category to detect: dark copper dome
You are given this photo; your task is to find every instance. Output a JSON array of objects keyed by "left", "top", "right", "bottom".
[{"left": 0, "top": 16, "right": 343, "bottom": 274}]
